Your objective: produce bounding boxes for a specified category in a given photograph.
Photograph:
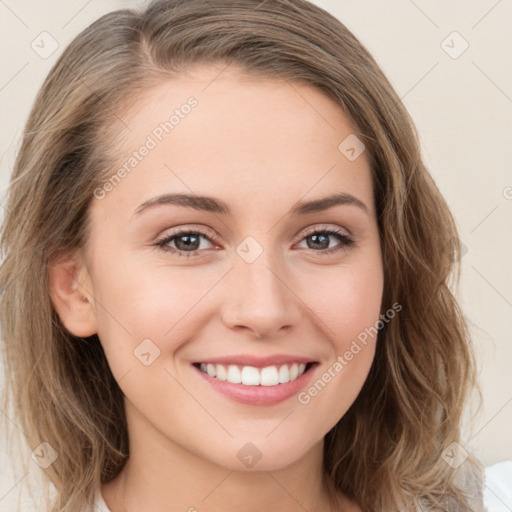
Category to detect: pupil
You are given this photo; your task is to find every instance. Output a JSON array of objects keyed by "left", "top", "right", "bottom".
[
  {"left": 177, "top": 234, "right": 199, "bottom": 251},
  {"left": 308, "top": 233, "right": 328, "bottom": 250}
]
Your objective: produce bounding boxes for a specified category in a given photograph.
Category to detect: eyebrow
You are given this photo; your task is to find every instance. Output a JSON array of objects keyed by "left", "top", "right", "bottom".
[{"left": 133, "top": 192, "right": 369, "bottom": 217}]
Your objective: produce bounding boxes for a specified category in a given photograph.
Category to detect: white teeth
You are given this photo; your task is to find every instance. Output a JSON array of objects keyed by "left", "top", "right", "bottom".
[
  {"left": 215, "top": 364, "right": 227, "bottom": 381},
  {"left": 197, "top": 362, "right": 309, "bottom": 386},
  {"left": 241, "top": 366, "right": 260, "bottom": 386},
  {"left": 260, "top": 366, "right": 279, "bottom": 386},
  {"left": 227, "top": 365, "right": 241, "bottom": 384},
  {"left": 289, "top": 363, "right": 298, "bottom": 380},
  {"left": 278, "top": 364, "right": 289, "bottom": 383}
]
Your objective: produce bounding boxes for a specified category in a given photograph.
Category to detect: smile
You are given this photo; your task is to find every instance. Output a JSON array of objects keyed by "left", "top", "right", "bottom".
[
  {"left": 195, "top": 362, "right": 311, "bottom": 386},
  {"left": 192, "top": 361, "right": 318, "bottom": 406}
]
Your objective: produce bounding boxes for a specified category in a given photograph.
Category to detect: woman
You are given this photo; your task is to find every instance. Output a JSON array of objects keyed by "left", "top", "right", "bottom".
[{"left": 0, "top": 0, "right": 483, "bottom": 510}]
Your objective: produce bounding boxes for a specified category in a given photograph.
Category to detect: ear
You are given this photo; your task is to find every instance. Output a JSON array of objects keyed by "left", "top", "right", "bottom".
[{"left": 48, "top": 249, "right": 98, "bottom": 338}]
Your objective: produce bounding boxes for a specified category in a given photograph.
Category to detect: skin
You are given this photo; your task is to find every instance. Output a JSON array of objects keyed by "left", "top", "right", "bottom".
[{"left": 49, "top": 63, "right": 384, "bottom": 512}]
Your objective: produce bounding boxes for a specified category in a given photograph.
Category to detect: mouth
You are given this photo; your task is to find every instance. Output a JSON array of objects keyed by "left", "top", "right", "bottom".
[
  {"left": 191, "top": 360, "right": 319, "bottom": 406},
  {"left": 192, "top": 361, "right": 316, "bottom": 386}
]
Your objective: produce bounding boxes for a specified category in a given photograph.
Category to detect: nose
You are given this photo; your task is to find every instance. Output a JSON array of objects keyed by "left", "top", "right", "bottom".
[{"left": 220, "top": 248, "right": 303, "bottom": 339}]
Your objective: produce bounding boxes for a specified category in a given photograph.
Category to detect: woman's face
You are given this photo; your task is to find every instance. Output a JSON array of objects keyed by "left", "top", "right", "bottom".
[{"left": 74, "top": 64, "right": 384, "bottom": 471}]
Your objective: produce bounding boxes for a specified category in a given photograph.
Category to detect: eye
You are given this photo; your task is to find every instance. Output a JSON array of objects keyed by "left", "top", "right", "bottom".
[
  {"left": 154, "top": 228, "right": 217, "bottom": 258},
  {"left": 296, "top": 226, "right": 355, "bottom": 256}
]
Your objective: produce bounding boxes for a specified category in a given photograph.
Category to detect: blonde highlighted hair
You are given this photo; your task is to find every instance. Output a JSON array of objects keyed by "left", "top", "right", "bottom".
[{"left": 0, "top": 0, "right": 483, "bottom": 510}]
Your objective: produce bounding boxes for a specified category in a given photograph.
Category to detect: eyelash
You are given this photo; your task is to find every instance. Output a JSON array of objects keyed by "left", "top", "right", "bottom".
[{"left": 154, "top": 226, "right": 355, "bottom": 259}]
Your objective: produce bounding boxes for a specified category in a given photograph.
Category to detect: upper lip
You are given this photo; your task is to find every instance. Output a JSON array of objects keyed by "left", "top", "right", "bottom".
[{"left": 193, "top": 354, "right": 317, "bottom": 368}]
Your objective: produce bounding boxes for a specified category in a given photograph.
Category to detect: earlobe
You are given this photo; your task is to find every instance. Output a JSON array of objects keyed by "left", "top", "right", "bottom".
[{"left": 48, "top": 250, "right": 98, "bottom": 338}]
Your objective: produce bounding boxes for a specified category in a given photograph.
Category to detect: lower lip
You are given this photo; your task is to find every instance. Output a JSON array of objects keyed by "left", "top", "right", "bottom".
[{"left": 192, "top": 363, "right": 318, "bottom": 406}]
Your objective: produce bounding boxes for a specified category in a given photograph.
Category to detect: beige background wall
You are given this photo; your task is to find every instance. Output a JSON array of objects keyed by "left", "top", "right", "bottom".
[{"left": 1, "top": 0, "right": 511, "bottom": 508}]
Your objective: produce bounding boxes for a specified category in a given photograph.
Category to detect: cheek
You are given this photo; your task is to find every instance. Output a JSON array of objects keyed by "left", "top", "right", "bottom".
[
  {"left": 298, "top": 259, "right": 384, "bottom": 346},
  {"left": 296, "top": 340, "right": 376, "bottom": 442},
  {"left": 294, "top": 261, "right": 383, "bottom": 412},
  {"left": 91, "top": 255, "right": 219, "bottom": 364}
]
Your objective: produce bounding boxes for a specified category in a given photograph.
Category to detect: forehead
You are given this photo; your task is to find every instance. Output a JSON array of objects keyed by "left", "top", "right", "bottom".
[{"left": 97, "top": 63, "right": 375, "bottom": 219}]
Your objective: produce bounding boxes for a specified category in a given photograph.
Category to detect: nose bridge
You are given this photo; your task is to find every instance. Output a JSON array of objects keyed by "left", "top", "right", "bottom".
[
  {"left": 235, "top": 236, "right": 288, "bottom": 302},
  {"left": 221, "top": 235, "right": 301, "bottom": 337},
  {"left": 241, "top": 247, "right": 282, "bottom": 294}
]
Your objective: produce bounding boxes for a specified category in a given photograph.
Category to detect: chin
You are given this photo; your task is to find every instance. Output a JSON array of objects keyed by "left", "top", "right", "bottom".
[{"left": 201, "top": 436, "right": 315, "bottom": 473}]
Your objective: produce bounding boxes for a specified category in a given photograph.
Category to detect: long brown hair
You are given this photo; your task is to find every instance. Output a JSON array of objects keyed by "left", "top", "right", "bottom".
[{"left": 0, "top": 0, "right": 483, "bottom": 510}]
